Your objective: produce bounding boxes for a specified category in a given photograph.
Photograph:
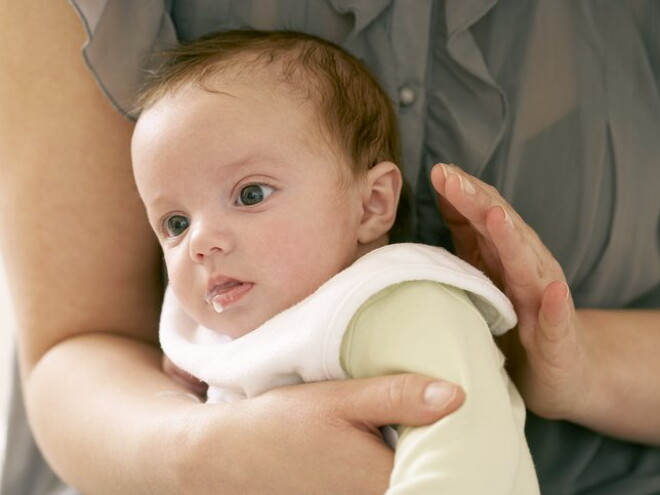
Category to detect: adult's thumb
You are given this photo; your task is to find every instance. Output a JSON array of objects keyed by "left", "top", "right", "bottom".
[{"left": 335, "top": 374, "right": 464, "bottom": 428}]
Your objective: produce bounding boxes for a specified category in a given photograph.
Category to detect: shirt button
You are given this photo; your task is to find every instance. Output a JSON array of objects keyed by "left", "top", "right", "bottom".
[{"left": 398, "top": 85, "right": 416, "bottom": 106}]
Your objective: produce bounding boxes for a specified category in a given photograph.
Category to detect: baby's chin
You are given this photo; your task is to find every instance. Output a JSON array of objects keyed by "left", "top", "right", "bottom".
[
  {"left": 196, "top": 309, "right": 274, "bottom": 341},
  {"left": 190, "top": 291, "right": 305, "bottom": 340}
]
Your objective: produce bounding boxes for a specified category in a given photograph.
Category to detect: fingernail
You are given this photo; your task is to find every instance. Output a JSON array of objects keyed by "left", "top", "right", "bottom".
[
  {"left": 459, "top": 175, "right": 476, "bottom": 195},
  {"left": 561, "top": 282, "right": 571, "bottom": 301},
  {"left": 423, "top": 382, "right": 456, "bottom": 408},
  {"left": 499, "top": 206, "right": 514, "bottom": 228},
  {"left": 439, "top": 163, "right": 449, "bottom": 179}
]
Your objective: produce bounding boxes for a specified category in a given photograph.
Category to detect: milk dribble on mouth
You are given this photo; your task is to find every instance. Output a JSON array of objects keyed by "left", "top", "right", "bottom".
[
  {"left": 212, "top": 299, "right": 224, "bottom": 314},
  {"left": 205, "top": 292, "right": 225, "bottom": 314}
]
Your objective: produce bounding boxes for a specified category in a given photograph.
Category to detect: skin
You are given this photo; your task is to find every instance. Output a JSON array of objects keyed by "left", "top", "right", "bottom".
[
  {"left": 0, "top": 3, "right": 463, "bottom": 493},
  {"left": 2, "top": 2, "right": 656, "bottom": 493},
  {"left": 433, "top": 163, "right": 660, "bottom": 445},
  {"left": 132, "top": 80, "right": 396, "bottom": 338}
]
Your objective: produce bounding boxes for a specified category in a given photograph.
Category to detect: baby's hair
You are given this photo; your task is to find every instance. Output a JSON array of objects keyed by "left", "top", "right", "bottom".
[{"left": 133, "top": 29, "right": 410, "bottom": 240}]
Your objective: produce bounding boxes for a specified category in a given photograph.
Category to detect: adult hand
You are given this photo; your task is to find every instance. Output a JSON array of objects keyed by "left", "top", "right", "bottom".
[
  {"left": 174, "top": 374, "right": 464, "bottom": 494},
  {"left": 430, "top": 163, "right": 589, "bottom": 421},
  {"left": 163, "top": 355, "right": 209, "bottom": 397}
]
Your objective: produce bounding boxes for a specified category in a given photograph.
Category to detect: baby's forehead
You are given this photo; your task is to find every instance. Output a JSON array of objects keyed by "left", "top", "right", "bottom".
[
  {"left": 140, "top": 73, "right": 305, "bottom": 128},
  {"left": 139, "top": 59, "right": 351, "bottom": 170}
]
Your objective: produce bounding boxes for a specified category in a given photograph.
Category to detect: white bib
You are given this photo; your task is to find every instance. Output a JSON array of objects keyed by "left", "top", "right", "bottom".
[{"left": 160, "top": 243, "right": 516, "bottom": 403}]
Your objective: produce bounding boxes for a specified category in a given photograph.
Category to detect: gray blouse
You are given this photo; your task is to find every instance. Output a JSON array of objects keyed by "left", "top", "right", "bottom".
[{"left": 2, "top": 1, "right": 659, "bottom": 494}]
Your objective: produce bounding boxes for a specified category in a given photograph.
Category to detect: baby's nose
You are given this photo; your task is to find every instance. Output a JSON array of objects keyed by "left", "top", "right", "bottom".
[{"left": 188, "top": 221, "right": 233, "bottom": 261}]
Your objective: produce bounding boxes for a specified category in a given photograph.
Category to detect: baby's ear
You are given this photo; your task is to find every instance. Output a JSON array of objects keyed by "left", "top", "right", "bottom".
[{"left": 357, "top": 161, "right": 402, "bottom": 245}]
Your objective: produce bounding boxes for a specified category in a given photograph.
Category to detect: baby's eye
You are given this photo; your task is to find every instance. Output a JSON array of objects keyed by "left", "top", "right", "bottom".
[
  {"left": 236, "top": 184, "right": 275, "bottom": 206},
  {"left": 162, "top": 214, "right": 190, "bottom": 238}
]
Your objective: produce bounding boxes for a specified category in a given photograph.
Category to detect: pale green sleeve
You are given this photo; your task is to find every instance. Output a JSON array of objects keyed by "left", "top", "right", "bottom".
[{"left": 340, "top": 281, "right": 539, "bottom": 495}]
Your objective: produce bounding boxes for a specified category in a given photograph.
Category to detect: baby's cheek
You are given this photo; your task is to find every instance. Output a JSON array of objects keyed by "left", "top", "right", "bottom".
[{"left": 169, "top": 273, "right": 204, "bottom": 318}]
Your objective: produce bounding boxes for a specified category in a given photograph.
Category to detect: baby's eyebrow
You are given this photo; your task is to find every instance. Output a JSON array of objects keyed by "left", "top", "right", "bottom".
[
  {"left": 144, "top": 195, "right": 174, "bottom": 212},
  {"left": 219, "top": 152, "right": 288, "bottom": 172}
]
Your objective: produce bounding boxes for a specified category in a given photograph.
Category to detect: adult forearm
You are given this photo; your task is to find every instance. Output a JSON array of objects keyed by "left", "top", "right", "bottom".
[
  {"left": 25, "top": 333, "right": 203, "bottom": 495},
  {"left": 25, "top": 332, "right": 415, "bottom": 495},
  {"left": 572, "top": 309, "right": 660, "bottom": 444}
]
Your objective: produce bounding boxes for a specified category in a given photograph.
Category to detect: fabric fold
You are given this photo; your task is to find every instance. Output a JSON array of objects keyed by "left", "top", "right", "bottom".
[
  {"left": 70, "top": 0, "right": 177, "bottom": 118},
  {"left": 327, "top": 0, "right": 391, "bottom": 37},
  {"left": 433, "top": 0, "right": 507, "bottom": 178}
]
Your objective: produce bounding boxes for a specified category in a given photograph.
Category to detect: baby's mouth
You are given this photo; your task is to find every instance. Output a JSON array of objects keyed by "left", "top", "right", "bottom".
[
  {"left": 205, "top": 281, "right": 253, "bottom": 313},
  {"left": 207, "top": 294, "right": 226, "bottom": 314}
]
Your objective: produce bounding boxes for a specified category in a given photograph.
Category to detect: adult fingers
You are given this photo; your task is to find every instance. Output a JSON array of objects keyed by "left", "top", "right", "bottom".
[
  {"left": 162, "top": 355, "right": 208, "bottom": 397},
  {"left": 432, "top": 163, "right": 519, "bottom": 239},
  {"left": 524, "top": 281, "right": 583, "bottom": 418},
  {"left": 327, "top": 374, "right": 465, "bottom": 429},
  {"left": 434, "top": 163, "right": 553, "bottom": 267},
  {"left": 512, "top": 280, "right": 572, "bottom": 359},
  {"left": 536, "top": 281, "right": 574, "bottom": 354},
  {"left": 485, "top": 203, "right": 567, "bottom": 321},
  {"left": 432, "top": 164, "right": 502, "bottom": 275},
  {"left": 433, "top": 164, "right": 566, "bottom": 302}
]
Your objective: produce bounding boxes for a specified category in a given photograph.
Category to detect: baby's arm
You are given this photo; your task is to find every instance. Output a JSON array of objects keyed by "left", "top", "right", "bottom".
[{"left": 340, "top": 281, "right": 539, "bottom": 494}]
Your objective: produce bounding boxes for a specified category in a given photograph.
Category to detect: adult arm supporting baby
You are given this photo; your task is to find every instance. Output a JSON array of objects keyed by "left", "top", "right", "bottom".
[{"left": 341, "top": 281, "right": 539, "bottom": 494}]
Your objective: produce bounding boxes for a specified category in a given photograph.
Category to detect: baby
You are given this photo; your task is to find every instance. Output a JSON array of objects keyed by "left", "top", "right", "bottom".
[{"left": 131, "top": 30, "right": 539, "bottom": 494}]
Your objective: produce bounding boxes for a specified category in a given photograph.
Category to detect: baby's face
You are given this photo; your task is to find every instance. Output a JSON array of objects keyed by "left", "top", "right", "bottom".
[{"left": 132, "top": 80, "right": 366, "bottom": 338}]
